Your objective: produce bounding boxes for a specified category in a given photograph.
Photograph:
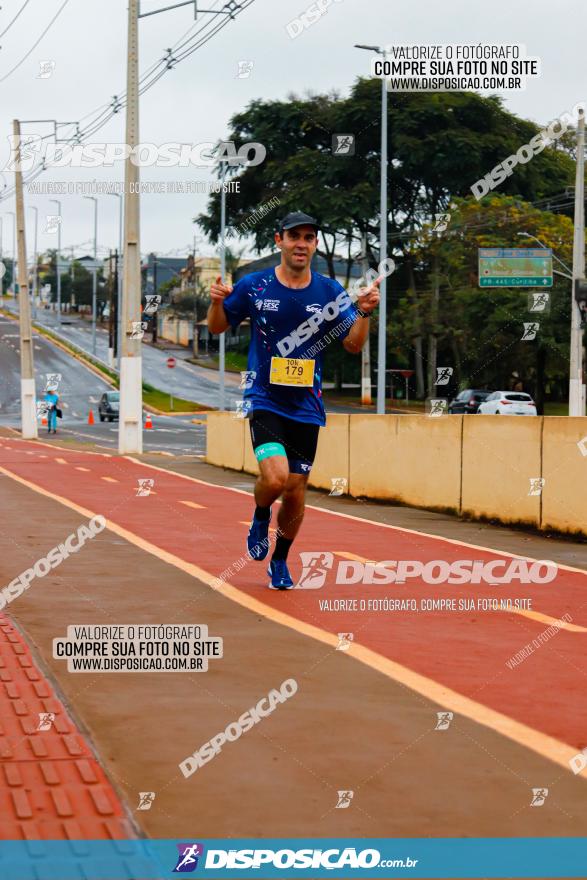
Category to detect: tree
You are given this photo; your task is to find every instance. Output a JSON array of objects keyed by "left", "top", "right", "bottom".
[
  {"left": 196, "top": 85, "right": 575, "bottom": 395},
  {"left": 397, "top": 194, "right": 577, "bottom": 411},
  {"left": 40, "top": 251, "right": 105, "bottom": 308}
]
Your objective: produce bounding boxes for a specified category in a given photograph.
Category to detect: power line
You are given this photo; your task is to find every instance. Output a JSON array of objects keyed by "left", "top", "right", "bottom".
[
  {"left": 0, "top": 1, "right": 247, "bottom": 202},
  {"left": 0, "top": 0, "right": 73, "bottom": 84},
  {"left": 0, "top": 0, "right": 33, "bottom": 39},
  {"left": 68, "top": 0, "right": 226, "bottom": 136}
]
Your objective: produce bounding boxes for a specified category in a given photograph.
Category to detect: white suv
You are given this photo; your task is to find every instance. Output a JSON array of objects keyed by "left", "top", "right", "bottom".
[{"left": 477, "top": 391, "right": 537, "bottom": 415}]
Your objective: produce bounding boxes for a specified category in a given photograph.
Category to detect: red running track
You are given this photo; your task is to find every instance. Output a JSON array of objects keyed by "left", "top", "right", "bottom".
[{"left": 0, "top": 437, "right": 586, "bottom": 751}]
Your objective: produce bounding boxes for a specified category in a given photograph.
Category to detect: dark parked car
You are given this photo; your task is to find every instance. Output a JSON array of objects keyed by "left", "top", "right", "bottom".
[
  {"left": 98, "top": 391, "right": 120, "bottom": 422},
  {"left": 448, "top": 389, "right": 490, "bottom": 414}
]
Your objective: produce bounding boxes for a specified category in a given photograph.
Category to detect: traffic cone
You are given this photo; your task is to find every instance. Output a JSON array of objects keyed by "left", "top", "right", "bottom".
[
  {"left": 88, "top": 410, "right": 94, "bottom": 425},
  {"left": 41, "top": 415, "right": 47, "bottom": 426},
  {"left": 145, "top": 412, "right": 153, "bottom": 430}
]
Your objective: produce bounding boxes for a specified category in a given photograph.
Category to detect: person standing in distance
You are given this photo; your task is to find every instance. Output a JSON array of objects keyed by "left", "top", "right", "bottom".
[
  {"left": 44, "top": 385, "right": 60, "bottom": 434},
  {"left": 207, "top": 212, "right": 380, "bottom": 590}
]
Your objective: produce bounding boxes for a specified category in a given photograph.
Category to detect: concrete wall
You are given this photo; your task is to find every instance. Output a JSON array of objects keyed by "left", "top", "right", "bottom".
[
  {"left": 207, "top": 413, "right": 245, "bottom": 471},
  {"left": 205, "top": 412, "right": 587, "bottom": 537},
  {"left": 541, "top": 418, "right": 587, "bottom": 536},
  {"left": 461, "top": 416, "right": 542, "bottom": 526},
  {"left": 178, "top": 321, "right": 190, "bottom": 347},
  {"left": 310, "top": 414, "right": 349, "bottom": 493},
  {"left": 349, "top": 415, "right": 462, "bottom": 510},
  {"left": 160, "top": 317, "right": 191, "bottom": 346}
]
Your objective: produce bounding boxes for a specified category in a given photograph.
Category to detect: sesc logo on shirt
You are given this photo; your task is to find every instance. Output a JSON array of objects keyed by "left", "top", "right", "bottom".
[
  {"left": 222, "top": 268, "right": 357, "bottom": 427},
  {"left": 254, "top": 297, "right": 279, "bottom": 312}
]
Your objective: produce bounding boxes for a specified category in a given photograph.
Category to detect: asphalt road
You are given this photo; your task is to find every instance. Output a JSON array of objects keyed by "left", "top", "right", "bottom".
[
  {"left": 0, "top": 316, "right": 207, "bottom": 455},
  {"left": 1, "top": 301, "right": 393, "bottom": 416},
  {"left": 2, "top": 300, "right": 244, "bottom": 411}
]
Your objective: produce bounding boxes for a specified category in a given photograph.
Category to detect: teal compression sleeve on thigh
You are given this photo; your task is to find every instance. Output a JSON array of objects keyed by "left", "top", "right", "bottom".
[{"left": 255, "top": 441, "right": 286, "bottom": 461}]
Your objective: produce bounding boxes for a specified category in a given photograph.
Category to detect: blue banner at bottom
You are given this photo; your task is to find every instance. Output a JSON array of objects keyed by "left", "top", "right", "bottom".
[{"left": 0, "top": 838, "right": 586, "bottom": 879}]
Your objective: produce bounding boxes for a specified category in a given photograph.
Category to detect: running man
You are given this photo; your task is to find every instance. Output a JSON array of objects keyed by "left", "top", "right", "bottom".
[{"left": 207, "top": 212, "right": 379, "bottom": 590}]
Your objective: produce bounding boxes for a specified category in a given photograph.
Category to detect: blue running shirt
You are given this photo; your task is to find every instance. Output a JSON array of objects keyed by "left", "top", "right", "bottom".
[{"left": 222, "top": 268, "right": 358, "bottom": 426}]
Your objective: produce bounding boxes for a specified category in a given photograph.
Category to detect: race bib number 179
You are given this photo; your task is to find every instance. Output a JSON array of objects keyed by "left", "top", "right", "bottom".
[{"left": 270, "top": 357, "right": 315, "bottom": 387}]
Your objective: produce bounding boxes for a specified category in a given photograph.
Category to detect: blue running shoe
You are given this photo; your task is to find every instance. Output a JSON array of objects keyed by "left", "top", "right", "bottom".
[
  {"left": 267, "top": 559, "right": 294, "bottom": 590},
  {"left": 247, "top": 509, "right": 271, "bottom": 560}
]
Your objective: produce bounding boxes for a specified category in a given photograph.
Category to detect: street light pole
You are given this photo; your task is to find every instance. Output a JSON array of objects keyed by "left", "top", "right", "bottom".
[
  {"left": 570, "top": 110, "right": 586, "bottom": 416},
  {"left": 6, "top": 211, "right": 15, "bottom": 297},
  {"left": 107, "top": 192, "right": 123, "bottom": 367},
  {"left": 29, "top": 206, "right": 38, "bottom": 320},
  {"left": 360, "top": 231, "right": 372, "bottom": 405},
  {"left": 355, "top": 44, "right": 388, "bottom": 414},
  {"left": 49, "top": 199, "right": 62, "bottom": 325},
  {"left": 83, "top": 195, "right": 98, "bottom": 355},
  {"left": 517, "top": 232, "right": 573, "bottom": 278}
]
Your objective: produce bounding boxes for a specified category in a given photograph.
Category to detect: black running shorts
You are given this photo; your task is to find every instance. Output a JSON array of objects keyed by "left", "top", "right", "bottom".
[{"left": 249, "top": 409, "right": 320, "bottom": 475}]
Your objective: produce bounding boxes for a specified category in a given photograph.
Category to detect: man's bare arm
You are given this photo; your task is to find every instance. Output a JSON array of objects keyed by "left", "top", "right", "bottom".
[
  {"left": 207, "top": 275, "right": 232, "bottom": 334},
  {"left": 342, "top": 277, "right": 381, "bottom": 354}
]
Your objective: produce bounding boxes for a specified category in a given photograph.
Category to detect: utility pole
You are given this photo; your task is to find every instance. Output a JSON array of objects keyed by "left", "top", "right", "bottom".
[
  {"left": 12, "top": 211, "right": 17, "bottom": 300},
  {"left": 6, "top": 211, "right": 16, "bottom": 297},
  {"left": 113, "top": 248, "right": 119, "bottom": 361},
  {"left": 49, "top": 199, "right": 62, "bottom": 324},
  {"left": 119, "top": 0, "right": 143, "bottom": 454},
  {"left": 108, "top": 250, "right": 115, "bottom": 363},
  {"left": 13, "top": 119, "right": 37, "bottom": 439},
  {"left": 360, "top": 232, "right": 372, "bottom": 405},
  {"left": 70, "top": 245, "right": 75, "bottom": 310},
  {"left": 192, "top": 231, "right": 198, "bottom": 356},
  {"left": 107, "top": 192, "right": 123, "bottom": 367},
  {"left": 428, "top": 251, "right": 440, "bottom": 396},
  {"left": 29, "top": 206, "right": 38, "bottom": 320},
  {"left": 83, "top": 195, "right": 98, "bottom": 356},
  {"left": 219, "top": 159, "right": 227, "bottom": 411},
  {"left": 354, "top": 44, "right": 388, "bottom": 414},
  {"left": 570, "top": 109, "right": 586, "bottom": 416},
  {"left": 152, "top": 254, "right": 158, "bottom": 343},
  {"left": 116, "top": 0, "right": 238, "bottom": 450}
]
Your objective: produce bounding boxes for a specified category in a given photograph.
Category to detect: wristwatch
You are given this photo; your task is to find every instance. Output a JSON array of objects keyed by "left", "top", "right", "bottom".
[{"left": 356, "top": 307, "right": 371, "bottom": 318}]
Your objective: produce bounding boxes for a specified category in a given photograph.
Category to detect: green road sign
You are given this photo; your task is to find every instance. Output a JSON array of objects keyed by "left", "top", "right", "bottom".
[{"left": 478, "top": 248, "right": 553, "bottom": 287}]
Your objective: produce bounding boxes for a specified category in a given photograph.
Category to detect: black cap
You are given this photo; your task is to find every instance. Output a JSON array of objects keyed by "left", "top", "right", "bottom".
[{"left": 278, "top": 211, "right": 319, "bottom": 234}]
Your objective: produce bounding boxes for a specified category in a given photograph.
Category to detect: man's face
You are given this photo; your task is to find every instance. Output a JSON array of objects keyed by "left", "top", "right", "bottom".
[{"left": 275, "top": 224, "right": 318, "bottom": 271}]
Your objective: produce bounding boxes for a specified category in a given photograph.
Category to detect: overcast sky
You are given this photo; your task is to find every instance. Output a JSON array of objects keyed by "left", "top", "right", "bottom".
[{"left": 0, "top": 0, "right": 584, "bottom": 263}]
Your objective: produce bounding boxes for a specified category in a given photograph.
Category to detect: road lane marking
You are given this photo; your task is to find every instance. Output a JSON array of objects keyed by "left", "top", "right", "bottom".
[
  {"left": 101, "top": 476, "right": 118, "bottom": 483},
  {"left": 335, "top": 551, "right": 376, "bottom": 563},
  {"left": 124, "top": 458, "right": 587, "bottom": 576},
  {"left": 55, "top": 458, "right": 67, "bottom": 465},
  {"left": 75, "top": 467, "right": 91, "bottom": 472},
  {"left": 510, "top": 609, "right": 587, "bottom": 633},
  {"left": 0, "top": 457, "right": 582, "bottom": 776},
  {"left": 179, "top": 501, "right": 205, "bottom": 510}
]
